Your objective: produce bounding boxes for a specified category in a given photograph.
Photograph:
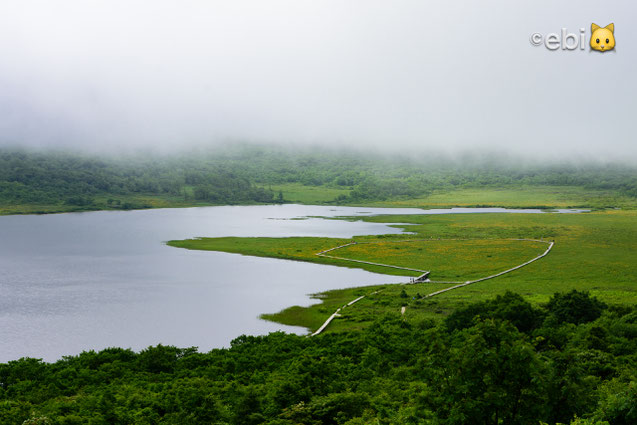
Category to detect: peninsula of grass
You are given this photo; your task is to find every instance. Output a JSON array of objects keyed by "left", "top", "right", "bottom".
[
  {"left": 168, "top": 210, "right": 637, "bottom": 334},
  {"left": 167, "top": 236, "right": 421, "bottom": 277}
]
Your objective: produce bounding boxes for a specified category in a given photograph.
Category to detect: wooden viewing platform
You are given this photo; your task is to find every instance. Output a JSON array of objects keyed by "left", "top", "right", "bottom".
[{"left": 414, "top": 271, "right": 430, "bottom": 282}]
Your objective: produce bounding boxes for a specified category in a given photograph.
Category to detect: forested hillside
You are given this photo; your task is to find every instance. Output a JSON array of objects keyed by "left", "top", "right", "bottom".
[
  {"left": 1, "top": 292, "right": 634, "bottom": 424},
  {"left": 1, "top": 145, "right": 637, "bottom": 214},
  {"left": 0, "top": 149, "right": 277, "bottom": 213}
]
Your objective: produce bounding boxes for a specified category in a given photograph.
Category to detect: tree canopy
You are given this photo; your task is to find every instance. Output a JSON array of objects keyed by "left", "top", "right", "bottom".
[{"left": 1, "top": 292, "right": 635, "bottom": 424}]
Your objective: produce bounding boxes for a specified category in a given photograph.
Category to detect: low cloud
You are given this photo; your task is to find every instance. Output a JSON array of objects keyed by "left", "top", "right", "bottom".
[{"left": 0, "top": 1, "right": 635, "bottom": 161}]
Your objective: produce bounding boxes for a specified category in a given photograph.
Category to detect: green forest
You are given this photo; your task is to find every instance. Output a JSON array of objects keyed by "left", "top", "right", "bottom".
[
  {"left": 1, "top": 291, "right": 634, "bottom": 425},
  {"left": 2, "top": 145, "right": 637, "bottom": 214}
]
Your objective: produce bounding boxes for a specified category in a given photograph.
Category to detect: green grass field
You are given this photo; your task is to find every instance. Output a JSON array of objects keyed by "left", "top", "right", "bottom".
[
  {"left": 259, "top": 184, "right": 637, "bottom": 209},
  {"left": 168, "top": 209, "right": 637, "bottom": 334},
  {"left": 331, "top": 238, "right": 548, "bottom": 281},
  {"left": 357, "top": 185, "right": 637, "bottom": 210}
]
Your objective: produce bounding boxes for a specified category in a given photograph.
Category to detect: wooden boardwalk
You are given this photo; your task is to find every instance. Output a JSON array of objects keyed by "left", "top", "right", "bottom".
[
  {"left": 310, "top": 239, "right": 554, "bottom": 336},
  {"left": 423, "top": 241, "right": 554, "bottom": 298}
]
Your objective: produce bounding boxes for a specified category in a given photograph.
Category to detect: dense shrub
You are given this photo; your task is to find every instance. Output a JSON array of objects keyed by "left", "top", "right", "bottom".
[{"left": 0, "top": 292, "right": 634, "bottom": 424}]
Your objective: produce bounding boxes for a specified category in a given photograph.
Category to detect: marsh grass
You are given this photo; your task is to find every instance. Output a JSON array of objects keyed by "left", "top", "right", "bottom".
[
  {"left": 332, "top": 239, "right": 547, "bottom": 281},
  {"left": 168, "top": 210, "right": 637, "bottom": 333},
  {"left": 355, "top": 186, "right": 637, "bottom": 210}
]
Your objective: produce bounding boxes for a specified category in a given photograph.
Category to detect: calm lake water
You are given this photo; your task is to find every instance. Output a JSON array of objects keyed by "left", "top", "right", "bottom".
[{"left": 0, "top": 205, "right": 553, "bottom": 362}]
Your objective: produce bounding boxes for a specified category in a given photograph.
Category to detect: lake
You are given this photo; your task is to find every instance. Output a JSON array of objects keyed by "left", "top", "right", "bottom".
[{"left": 0, "top": 205, "right": 553, "bottom": 362}]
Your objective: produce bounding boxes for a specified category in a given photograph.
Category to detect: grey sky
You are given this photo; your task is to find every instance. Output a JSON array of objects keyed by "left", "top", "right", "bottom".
[{"left": 0, "top": 1, "right": 635, "bottom": 159}]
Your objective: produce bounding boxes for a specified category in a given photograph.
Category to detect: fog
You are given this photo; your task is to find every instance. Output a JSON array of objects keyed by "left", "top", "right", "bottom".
[{"left": 0, "top": 1, "right": 635, "bottom": 160}]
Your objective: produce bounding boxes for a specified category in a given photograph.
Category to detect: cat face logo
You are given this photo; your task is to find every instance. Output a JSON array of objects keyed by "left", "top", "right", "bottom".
[{"left": 590, "top": 23, "right": 615, "bottom": 52}]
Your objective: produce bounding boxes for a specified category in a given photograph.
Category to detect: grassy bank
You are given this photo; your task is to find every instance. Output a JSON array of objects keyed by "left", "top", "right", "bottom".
[
  {"left": 354, "top": 185, "right": 637, "bottom": 210},
  {"left": 4, "top": 184, "right": 636, "bottom": 216},
  {"left": 0, "top": 193, "right": 195, "bottom": 215},
  {"left": 168, "top": 210, "right": 637, "bottom": 333}
]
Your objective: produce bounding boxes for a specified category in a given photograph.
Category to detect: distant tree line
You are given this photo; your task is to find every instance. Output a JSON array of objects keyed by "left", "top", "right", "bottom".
[
  {"left": 1, "top": 146, "right": 637, "bottom": 210},
  {"left": 0, "top": 150, "right": 280, "bottom": 209},
  {"left": 0, "top": 291, "right": 634, "bottom": 424}
]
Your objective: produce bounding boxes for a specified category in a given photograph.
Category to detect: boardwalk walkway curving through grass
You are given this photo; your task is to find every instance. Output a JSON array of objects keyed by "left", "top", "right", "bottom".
[
  {"left": 423, "top": 241, "right": 554, "bottom": 297},
  {"left": 310, "top": 239, "right": 554, "bottom": 336}
]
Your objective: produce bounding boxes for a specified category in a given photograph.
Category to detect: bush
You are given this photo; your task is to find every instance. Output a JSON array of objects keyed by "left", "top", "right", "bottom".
[{"left": 546, "top": 290, "right": 606, "bottom": 325}]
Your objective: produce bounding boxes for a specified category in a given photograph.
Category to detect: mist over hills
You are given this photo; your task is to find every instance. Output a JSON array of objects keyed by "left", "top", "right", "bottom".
[{"left": 1, "top": 144, "right": 636, "bottom": 215}]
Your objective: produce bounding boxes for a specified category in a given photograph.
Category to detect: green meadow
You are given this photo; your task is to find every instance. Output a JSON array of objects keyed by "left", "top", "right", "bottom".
[
  {"left": 230, "top": 184, "right": 637, "bottom": 210},
  {"left": 168, "top": 209, "right": 637, "bottom": 333},
  {"left": 357, "top": 185, "right": 637, "bottom": 210},
  {"left": 331, "top": 238, "right": 548, "bottom": 281}
]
